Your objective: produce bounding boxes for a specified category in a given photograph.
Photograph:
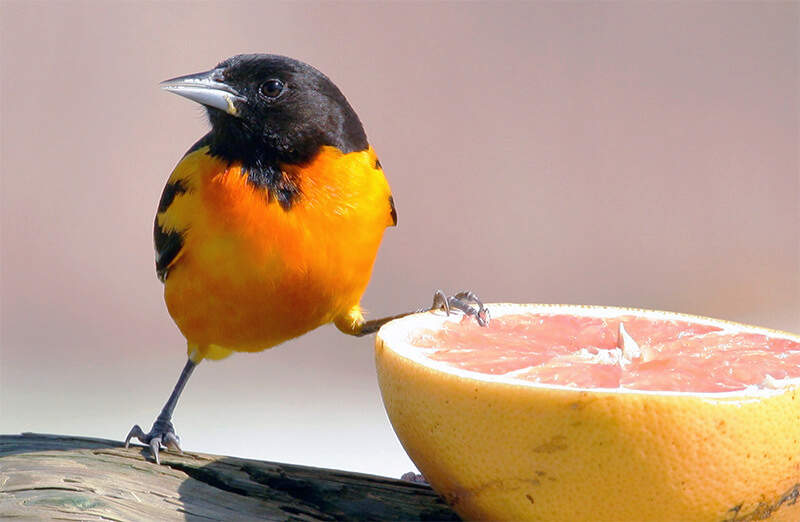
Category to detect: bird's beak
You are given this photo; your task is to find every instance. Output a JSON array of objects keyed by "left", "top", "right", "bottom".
[{"left": 160, "top": 68, "right": 244, "bottom": 116}]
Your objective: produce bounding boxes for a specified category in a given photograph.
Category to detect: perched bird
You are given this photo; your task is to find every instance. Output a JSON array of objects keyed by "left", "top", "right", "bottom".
[{"left": 126, "top": 54, "right": 488, "bottom": 464}]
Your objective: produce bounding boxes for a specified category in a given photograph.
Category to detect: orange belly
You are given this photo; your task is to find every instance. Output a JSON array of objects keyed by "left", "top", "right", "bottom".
[{"left": 159, "top": 145, "right": 393, "bottom": 360}]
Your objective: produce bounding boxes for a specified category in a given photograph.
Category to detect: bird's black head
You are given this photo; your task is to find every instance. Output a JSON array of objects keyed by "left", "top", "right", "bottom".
[{"left": 162, "top": 54, "right": 368, "bottom": 170}]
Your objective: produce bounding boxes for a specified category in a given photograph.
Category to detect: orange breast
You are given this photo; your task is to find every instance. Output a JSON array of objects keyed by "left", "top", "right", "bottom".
[{"left": 159, "top": 145, "right": 393, "bottom": 358}]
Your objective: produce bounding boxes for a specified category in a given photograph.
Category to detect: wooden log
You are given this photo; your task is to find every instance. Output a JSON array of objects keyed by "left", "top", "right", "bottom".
[{"left": 0, "top": 433, "right": 460, "bottom": 521}]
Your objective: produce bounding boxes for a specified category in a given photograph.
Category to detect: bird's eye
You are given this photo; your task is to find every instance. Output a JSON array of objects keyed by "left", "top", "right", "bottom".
[{"left": 260, "top": 79, "right": 284, "bottom": 98}]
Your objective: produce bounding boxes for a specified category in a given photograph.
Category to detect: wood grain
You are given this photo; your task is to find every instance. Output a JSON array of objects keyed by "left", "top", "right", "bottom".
[{"left": 0, "top": 433, "right": 460, "bottom": 521}]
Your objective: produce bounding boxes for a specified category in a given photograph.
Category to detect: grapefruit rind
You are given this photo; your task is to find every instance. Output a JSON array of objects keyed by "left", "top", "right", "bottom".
[{"left": 375, "top": 304, "right": 800, "bottom": 522}]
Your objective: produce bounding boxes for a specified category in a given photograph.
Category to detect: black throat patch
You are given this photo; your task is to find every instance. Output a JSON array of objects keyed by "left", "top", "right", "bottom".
[
  {"left": 239, "top": 161, "right": 301, "bottom": 211},
  {"left": 200, "top": 126, "right": 303, "bottom": 210},
  {"left": 203, "top": 107, "right": 367, "bottom": 211}
]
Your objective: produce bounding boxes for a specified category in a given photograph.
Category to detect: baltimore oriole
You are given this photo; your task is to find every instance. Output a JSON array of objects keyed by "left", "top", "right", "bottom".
[{"left": 125, "top": 54, "right": 488, "bottom": 464}]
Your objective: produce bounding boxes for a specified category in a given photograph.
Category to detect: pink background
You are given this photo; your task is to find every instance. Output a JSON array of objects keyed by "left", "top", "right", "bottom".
[{"left": 1, "top": 2, "right": 798, "bottom": 477}]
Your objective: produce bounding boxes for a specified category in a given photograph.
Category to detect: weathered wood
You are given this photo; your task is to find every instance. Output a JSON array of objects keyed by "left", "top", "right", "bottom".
[{"left": 0, "top": 433, "right": 460, "bottom": 521}]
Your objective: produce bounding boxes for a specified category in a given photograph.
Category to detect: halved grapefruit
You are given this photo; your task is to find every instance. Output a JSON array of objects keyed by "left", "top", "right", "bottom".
[{"left": 375, "top": 304, "right": 800, "bottom": 521}]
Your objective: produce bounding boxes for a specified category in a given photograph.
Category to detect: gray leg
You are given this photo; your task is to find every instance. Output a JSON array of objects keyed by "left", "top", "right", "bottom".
[{"left": 125, "top": 358, "right": 197, "bottom": 464}]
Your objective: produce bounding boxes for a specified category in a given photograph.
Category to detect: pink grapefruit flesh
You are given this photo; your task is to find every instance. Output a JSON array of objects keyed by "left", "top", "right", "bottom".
[{"left": 413, "top": 313, "right": 800, "bottom": 393}]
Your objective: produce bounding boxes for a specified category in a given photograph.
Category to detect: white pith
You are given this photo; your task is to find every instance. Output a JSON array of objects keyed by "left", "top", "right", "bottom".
[{"left": 377, "top": 303, "right": 800, "bottom": 398}]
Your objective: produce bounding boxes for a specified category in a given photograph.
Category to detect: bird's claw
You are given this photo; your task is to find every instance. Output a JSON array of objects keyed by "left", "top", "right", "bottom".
[
  {"left": 125, "top": 419, "right": 183, "bottom": 465},
  {"left": 401, "top": 471, "right": 429, "bottom": 484},
  {"left": 430, "top": 289, "right": 490, "bottom": 327}
]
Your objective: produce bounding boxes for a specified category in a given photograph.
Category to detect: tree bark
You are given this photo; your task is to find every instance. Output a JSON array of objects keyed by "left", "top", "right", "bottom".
[{"left": 0, "top": 433, "right": 460, "bottom": 521}]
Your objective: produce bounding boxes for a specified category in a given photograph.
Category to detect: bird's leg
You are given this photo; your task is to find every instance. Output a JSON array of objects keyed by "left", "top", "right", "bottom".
[
  {"left": 125, "top": 358, "right": 197, "bottom": 464},
  {"left": 354, "top": 290, "right": 490, "bottom": 336}
]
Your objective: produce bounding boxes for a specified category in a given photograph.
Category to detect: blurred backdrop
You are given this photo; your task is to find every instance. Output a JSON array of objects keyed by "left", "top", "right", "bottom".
[{"left": 1, "top": 2, "right": 797, "bottom": 477}]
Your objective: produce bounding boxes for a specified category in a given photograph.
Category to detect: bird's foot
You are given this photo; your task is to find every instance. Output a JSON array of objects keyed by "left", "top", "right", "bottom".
[
  {"left": 124, "top": 417, "right": 182, "bottom": 465},
  {"left": 429, "top": 290, "right": 490, "bottom": 327},
  {"left": 401, "top": 471, "right": 429, "bottom": 484}
]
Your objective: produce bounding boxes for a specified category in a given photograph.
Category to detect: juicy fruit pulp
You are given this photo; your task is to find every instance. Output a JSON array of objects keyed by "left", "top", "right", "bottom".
[{"left": 413, "top": 313, "right": 800, "bottom": 393}]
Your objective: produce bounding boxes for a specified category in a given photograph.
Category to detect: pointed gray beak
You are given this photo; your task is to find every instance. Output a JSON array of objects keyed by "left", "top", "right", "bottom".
[{"left": 161, "top": 68, "right": 244, "bottom": 116}]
